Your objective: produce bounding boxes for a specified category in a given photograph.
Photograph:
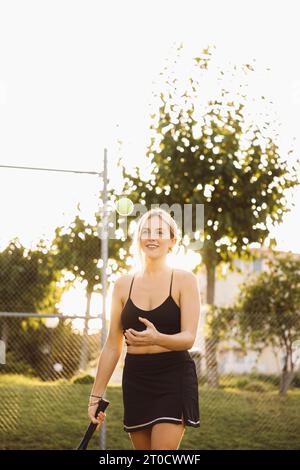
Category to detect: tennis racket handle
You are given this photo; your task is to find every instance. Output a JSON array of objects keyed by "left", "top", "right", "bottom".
[{"left": 77, "top": 398, "right": 110, "bottom": 450}]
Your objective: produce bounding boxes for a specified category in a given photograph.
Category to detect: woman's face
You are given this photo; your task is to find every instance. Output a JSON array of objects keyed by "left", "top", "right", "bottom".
[{"left": 139, "top": 215, "right": 175, "bottom": 258}]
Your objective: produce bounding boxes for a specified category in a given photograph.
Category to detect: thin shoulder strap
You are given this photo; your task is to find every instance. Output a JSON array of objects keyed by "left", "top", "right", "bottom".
[
  {"left": 128, "top": 274, "right": 135, "bottom": 299},
  {"left": 169, "top": 269, "right": 174, "bottom": 296}
]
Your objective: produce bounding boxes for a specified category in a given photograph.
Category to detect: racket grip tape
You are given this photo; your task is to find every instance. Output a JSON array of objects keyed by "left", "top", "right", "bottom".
[{"left": 77, "top": 397, "right": 110, "bottom": 450}]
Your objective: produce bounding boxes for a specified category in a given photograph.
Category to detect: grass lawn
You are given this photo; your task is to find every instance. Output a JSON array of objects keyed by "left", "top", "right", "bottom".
[{"left": 0, "top": 374, "right": 299, "bottom": 450}]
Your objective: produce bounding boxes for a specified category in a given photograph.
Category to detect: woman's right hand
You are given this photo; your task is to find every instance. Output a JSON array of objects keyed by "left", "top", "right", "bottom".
[{"left": 88, "top": 403, "right": 106, "bottom": 431}]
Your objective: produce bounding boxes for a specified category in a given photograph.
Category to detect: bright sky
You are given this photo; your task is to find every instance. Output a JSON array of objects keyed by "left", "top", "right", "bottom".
[{"left": 0, "top": 0, "right": 300, "bottom": 286}]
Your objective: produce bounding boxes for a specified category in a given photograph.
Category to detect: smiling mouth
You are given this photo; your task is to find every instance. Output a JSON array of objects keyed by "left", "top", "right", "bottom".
[{"left": 146, "top": 245, "right": 159, "bottom": 249}]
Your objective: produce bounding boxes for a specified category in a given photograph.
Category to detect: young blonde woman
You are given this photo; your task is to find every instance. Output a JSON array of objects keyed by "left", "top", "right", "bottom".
[{"left": 88, "top": 208, "right": 201, "bottom": 450}]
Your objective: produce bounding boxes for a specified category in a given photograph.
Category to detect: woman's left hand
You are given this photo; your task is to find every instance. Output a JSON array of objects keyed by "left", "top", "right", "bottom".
[{"left": 124, "top": 317, "right": 160, "bottom": 346}]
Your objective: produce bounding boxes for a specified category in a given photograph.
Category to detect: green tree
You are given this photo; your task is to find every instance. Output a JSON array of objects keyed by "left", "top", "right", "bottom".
[
  {"left": 118, "top": 45, "right": 299, "bottom": 387},
  {"left": 236, "top": 253, "right": 300, "bottom": 396},
  {"left": 0, "top": 237, "right": 66, "bottom": 377},
  {"left": 51, "top": 213, "right": 129, "bottom": 370},
  {"left": 0, "top": 238, "right": 63, "bottom": 315}
]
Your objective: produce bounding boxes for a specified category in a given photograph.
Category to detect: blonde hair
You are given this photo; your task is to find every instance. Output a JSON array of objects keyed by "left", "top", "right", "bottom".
[{"left": 130, "top": 208, "right": 181, "bottom": 271}]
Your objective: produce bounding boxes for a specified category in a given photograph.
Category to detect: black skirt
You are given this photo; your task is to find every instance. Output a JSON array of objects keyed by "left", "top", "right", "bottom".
[{"left": 122, "top": 350, "right": 200, "bottom": 432}]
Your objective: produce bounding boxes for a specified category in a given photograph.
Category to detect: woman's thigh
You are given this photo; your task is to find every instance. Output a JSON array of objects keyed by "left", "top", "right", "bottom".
[
  {"left": 129, "top": 427, "right": 152, "bottom": 450},
  {"left": 151, "top": 414, "right": 186, "bottom": 450}
]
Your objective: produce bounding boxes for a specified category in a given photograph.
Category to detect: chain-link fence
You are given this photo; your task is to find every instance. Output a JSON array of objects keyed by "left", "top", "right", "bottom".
[
  {"left": 0, "top": 163, "right": 116, "bottom": 450},
  {"left": 1, "top": 166, "right": 300, "bottom": 450},
  {"left": 1, "top": 309, "right": 300, "bottom": 450},
  {"left": 0, "top": 313, "right": 102, "bottom": 381},
  {"left": 0, "top": 312, "right": 110, "bottom": 449},
  {"left": 0, "top": 311, "right": 201, "bottom": 450}
]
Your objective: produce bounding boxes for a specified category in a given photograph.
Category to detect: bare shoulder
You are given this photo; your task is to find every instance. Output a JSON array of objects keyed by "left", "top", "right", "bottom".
[
  {"left": 174, "top": 269, "right": 200, "bottom": 308},
  {"left": 113, "top": 272, "right": 135, "bottom": 300},
  {"left": 114, "top": 273, "right": 134, "bottom": 288},
  {"left": 174, "top": 268, "right": 198, "bottom": 284}
]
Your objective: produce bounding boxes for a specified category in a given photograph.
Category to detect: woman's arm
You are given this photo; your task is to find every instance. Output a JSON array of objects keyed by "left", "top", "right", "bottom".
[
  {"left": 89, "top": 277, "right": 125, "bottom": 398},
  {"left": 156, "top": 271, "right": 201, "bottom": 351}
]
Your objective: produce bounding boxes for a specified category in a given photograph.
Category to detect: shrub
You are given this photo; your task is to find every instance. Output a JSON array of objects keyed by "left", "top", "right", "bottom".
[
  {"left": 249, "top": 372, "right": 280, "bottom": 387},
  {"left": 72, "top": 374, "right": 94, "bottom": 384},
  {"left": 244, "top": 381, "right": 268, "bottom": 393},
  {"left": 291, "top": 372, "right": 300, "bottom": 388},
  {"left": 0, "top": 351, "right": 35, "bottom": 376},
  {"left": 235, "top": 377, "right": 251, "bottom": 388}
]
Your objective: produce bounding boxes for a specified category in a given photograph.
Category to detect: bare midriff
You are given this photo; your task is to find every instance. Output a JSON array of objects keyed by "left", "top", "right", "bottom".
[{"left": 126, "top": 344, "right": 173, "bottom": 354}]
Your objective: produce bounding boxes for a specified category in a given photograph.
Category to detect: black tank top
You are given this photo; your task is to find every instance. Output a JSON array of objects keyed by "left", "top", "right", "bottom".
[{"left": 121, "top": 269, "right": 181, "bottom": 335}]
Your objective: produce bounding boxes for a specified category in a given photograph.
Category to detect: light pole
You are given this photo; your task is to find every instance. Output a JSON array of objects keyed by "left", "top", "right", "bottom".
[{"left": 99, "top": 147, "right": 109, "bottom": 450}]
